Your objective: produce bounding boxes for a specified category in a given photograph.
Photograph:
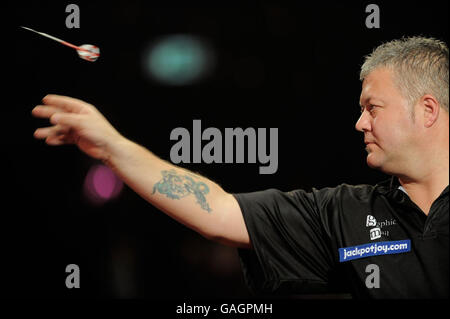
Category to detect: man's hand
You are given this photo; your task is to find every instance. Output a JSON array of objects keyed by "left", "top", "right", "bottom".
[{"left": 32, "top": 94, "right": 125, "bottom": 162}]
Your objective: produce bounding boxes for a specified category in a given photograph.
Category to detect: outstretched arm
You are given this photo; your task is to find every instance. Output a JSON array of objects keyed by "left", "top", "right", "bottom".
[{"left": 32, "top": 94, "right": 251, "bottom": 248}]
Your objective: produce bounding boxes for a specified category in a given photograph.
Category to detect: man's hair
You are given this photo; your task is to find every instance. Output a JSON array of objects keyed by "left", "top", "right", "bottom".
[{"left": 360, "top": 36, "right": 449, "bottom": 113}]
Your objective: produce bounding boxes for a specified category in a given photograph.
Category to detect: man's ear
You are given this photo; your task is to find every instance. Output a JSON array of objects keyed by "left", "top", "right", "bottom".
[{"left": 420, "top": 94, "right": 440, "bottom": 128}]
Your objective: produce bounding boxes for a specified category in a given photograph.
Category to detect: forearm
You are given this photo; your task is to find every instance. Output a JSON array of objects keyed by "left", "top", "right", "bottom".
[{"left": 103, "top": 137, "right": 233, "bottom": 240}]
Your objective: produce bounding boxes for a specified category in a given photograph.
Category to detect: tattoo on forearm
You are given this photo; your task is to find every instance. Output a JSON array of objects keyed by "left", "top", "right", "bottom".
[{"left": 152, "top": 169, "right": 212, "bottom": 212}]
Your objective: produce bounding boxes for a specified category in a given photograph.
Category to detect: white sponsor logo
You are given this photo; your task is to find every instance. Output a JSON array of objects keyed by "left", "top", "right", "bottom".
[
  {"left": 370, "top": 228, "right": 382, "bottom": 240},
  {"left": 366, "top": 215, "right": 377, "bottom": 227},
  {"left": 366, "top": 214, "right": 397, "bottom": 241}
]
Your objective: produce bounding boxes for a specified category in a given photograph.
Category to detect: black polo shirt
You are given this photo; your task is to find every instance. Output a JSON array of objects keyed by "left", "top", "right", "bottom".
[{"left": 233, "top": 178, "right": 449, "bottom": 298}]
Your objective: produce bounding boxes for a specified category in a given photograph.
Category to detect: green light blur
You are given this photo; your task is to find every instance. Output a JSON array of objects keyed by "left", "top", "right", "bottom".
[{"left": 145, "top": 35, "right": 213, "bottom": 85}]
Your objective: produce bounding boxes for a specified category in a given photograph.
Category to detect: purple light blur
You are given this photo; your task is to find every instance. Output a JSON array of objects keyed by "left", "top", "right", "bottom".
[{"left": 83, "top": 164, "right": 123, "bottom": 205}]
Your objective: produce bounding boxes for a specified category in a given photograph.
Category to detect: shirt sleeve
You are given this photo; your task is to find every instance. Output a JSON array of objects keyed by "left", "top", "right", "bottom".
[{"left": 233, "top": 188, "right": 339, "bottom": 295}]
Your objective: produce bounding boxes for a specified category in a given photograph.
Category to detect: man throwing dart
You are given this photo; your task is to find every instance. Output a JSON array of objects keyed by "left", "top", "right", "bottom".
[{"left": 32, "top": 36, "right": 449, "bottom": 298}]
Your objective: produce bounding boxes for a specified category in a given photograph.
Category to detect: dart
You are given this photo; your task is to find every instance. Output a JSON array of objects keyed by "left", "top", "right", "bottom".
[{"left": 20, "top": 26, "right": 100, "bottom": 62}]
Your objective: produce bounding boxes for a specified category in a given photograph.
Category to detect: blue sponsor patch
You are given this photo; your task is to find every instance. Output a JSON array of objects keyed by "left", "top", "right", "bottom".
[{"left": 339, "top": 240, "right": 411, "bottom": 262}]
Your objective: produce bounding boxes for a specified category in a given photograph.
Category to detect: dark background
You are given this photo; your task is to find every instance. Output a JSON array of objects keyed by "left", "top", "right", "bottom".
[{"left": 1, "top": 0, "right": 448, "bottom": 304}]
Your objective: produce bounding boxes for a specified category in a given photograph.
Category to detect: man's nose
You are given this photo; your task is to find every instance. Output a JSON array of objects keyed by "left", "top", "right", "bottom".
[{"left": 355, "top": 111, "right": 371, "bottom": 132}]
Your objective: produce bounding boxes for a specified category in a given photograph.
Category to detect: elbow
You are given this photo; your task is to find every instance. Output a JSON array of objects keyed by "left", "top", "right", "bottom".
[
  {"left": 202, "top": 231, "right": 252, "bottom": 249},
  {"left": 200, "top": 231, "right": 225, "bottom": 245}
]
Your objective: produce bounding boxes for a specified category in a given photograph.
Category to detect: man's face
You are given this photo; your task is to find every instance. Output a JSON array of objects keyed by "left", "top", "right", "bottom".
[{"left": 356, "top": 67, "right": 418, "bottom": 175}]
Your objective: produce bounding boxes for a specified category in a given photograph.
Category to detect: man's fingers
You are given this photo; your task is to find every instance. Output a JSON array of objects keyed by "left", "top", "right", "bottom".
[
  {"left": 34, "top": 125, "right": 70, "bottom": 139},
  {"left": 32, "top": 105, "right": 63, "bottom": 119},
  {"left": 42, "top": 94, "right": 91, "bottom": 113},
  {"left": 50, "top": 112, "right": 83, "bottom": 127},
  {"left": 45, "top": 134, "right": 69, "bottom": 146}
]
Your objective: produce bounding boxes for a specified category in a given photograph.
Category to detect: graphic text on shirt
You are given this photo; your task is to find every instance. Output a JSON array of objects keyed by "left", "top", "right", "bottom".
[{"left": 366, "top": 214, "right": 397, "bottom": 240}]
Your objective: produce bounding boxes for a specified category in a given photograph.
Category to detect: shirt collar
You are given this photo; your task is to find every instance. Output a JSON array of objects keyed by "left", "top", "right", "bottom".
[
  {"left": 376, "top": 175, "right": 449, "bottom": 198},
  {"left": 375, "top": 176, "right": 399, "bottom": 195}
]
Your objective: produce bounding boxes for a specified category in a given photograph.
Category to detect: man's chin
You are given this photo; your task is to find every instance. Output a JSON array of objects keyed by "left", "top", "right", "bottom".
[
  {"left": 366, "top": 155, "right": 394, "bottom": 175},
  {"left": 366, "top": 154, "right": 383, "bottom": 170}
]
